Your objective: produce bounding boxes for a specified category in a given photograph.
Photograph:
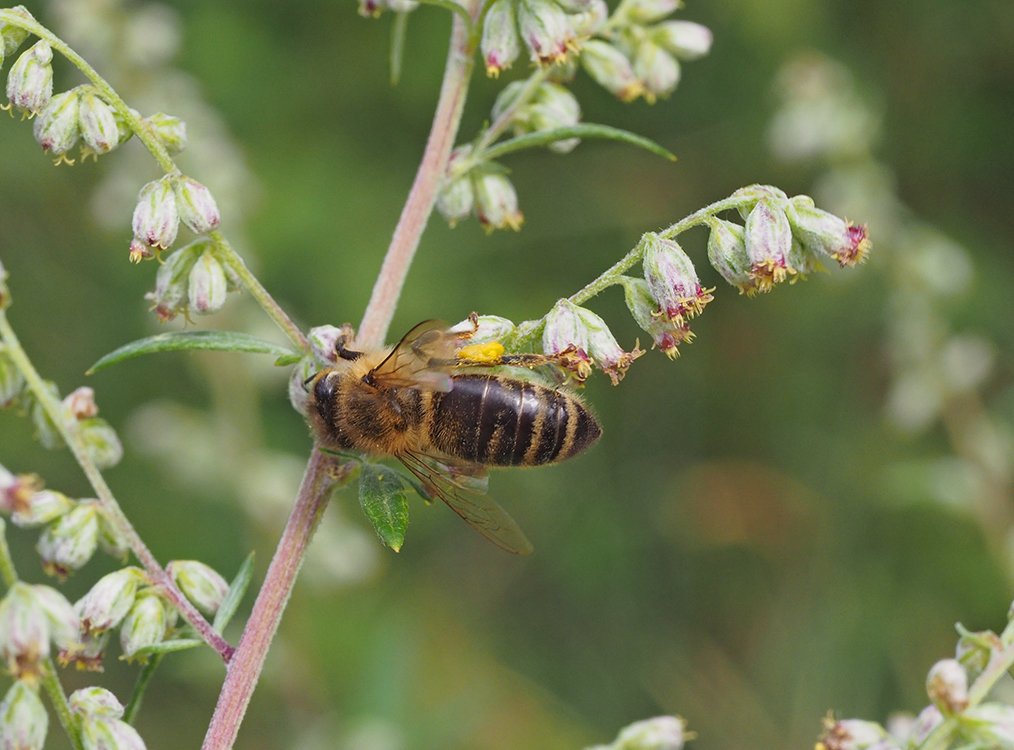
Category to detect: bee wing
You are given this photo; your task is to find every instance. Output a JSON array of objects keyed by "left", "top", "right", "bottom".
[
  {"left": 399, "top": 451, "right": 534, "bottom": 555},
  {"left": 369, "top": 320, "right": 457, "bottom": 392}
]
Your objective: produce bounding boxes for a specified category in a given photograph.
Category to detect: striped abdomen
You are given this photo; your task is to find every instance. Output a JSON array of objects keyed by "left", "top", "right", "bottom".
[{"left": 427, "top": 375, "right": 601, "bottom": 466}]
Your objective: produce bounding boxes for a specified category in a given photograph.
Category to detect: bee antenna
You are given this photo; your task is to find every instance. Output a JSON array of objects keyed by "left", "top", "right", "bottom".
[
  {"left": 302, "top": 373, "right": 316, "bottom": 391},
  {"left": 336, "top": 336, "right": 363, "bottom": 362}
]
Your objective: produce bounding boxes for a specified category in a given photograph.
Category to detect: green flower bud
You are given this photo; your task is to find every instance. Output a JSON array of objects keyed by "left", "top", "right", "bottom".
[
  {"left": 926, "top": 658, "right": 968, "bottom": 715},
  {"left": 119, "top": 591, "right": 169, "bottom": 661},
  {"left": 29, "top": 381, "right": 62, "bottom": 450},
  {"left": 1, "top": 7, "right": 35, "bottom": 58},
  {"left": 33, "top": 88, "right": 81, "bottom": 156},
  {"left": 36, "top": 501, "right": 100, "bottom": 577},
  {"left": 482, "top": 0, "right": 520, "bottom": 76},
  {"left": 517, "top": 0, "right": 577, "bottom": 65},
  {"left": 450, "top": 314, "right": 516, "bottom": 344},
  {"left": 6, "top": 40, "right": 53, "bottom": 115},
  {"left": 633, "top": 41, "right": 680, "bottom": 103},
  {"left": 569, "top": 0, "right": 608, "bottom": 35},
  {"left": 618, "top": 276, "right": 694, "bottom": 360},
  {"left": 78, "top": 89, "right": 120, "bottom": 155},
  {"left": 613, "top": 715, "right": 688, "bottom": 750},
  {"left": 173, "top": 176, "right": 221, "bottom": 234},
  {"left": 0, "top": 583, "right": 51, "bottom": 675},
  {"left": 29, "top": 584, "right": 79, "bottom": 653},
  {"left": 187, "top": 247, "right": 228, "bottom": 315},
  {"left": 542, "top": 299, "right": 593, "bottom": 381},
  {"left": 436, "top": 174, "right": 474, "bottom": 227},
  {"left": 962, "top": 704, "right": 1014, "bottom": 749},
  {"left": 0, "top": 351, "right": 25, "bottom": 407},
  {"left": 472, "top": 169, "right": 523, "bottom": 232},
  {"left": 744, "top": 199, "right": 795, "bottom": 292},
  {"left": 133, "top": 176, "right": 179, "bottom": 250},
  {"left": 642, "top": 234, "right": 713, "bottom": 324},
  {"left": 79, "top": 418, "right": 124, "bottom": 470},
  {"left": 80, "top": 716, "right": 147, "bottom": 750},
  {"left": 0, "top": 680, "right": 47, "bottom": 750},
  {"left": 652, "top": 20, "right": 712, "bottom": 60},
  {"left": 145, "top": 112, "right": 187, "bottom": 154},
  {"left": 97, "top": 508, "right": 130, "bottom": 561},
  {"left": 167, "top": 560, "right": 229, "bottom": 616},
  {"left": 75, "top": 567, "right": 145, "bottom": 635},
  {"left": 11, "top": 489, "right": 73, "bottom": 528},
  {"left": 705, "top": 217, "right": 754, "bottom": 294},
  {"left": 145, "top": 240, "right": 204, "bottom": 322},
  {"left": 531, "top": 82, "right": 581, "bottom": 153},
  {"left": 580, "top": 40, "right": 643, "bottom": 102},
  {"left": 69, "top": 687, "right": 124, "bottom": 719},
  {"left": 785, "top": 195, "right": 870, "bottom": 268},
  {"left": 617, "top": 0, "right": 681, "bottom": 24}
]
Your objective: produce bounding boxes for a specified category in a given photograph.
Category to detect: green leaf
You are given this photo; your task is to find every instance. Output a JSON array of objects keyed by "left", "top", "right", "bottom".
[
  {"left": 389, "top": 11, "right": 408, "bottom": 86},
  {"left": 481, "top": 124, "right": 677, "bottom": 163},
  {"left": 88, "top": 331, "right": 298, "bottom": 374},
  {"left": 213, "top": 552, "right": 255, "bottom": 633},
  {"left": 359, "top": 464, "right": 411, "bottom": 552},
  {"left": 133, "top": 638, "right": 203, "bottom": 657}
]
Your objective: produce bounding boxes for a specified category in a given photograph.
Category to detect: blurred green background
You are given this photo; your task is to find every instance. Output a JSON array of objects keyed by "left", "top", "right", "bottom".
[{"left": 1, "top": 0, "right": 1012, "bottom": 748}]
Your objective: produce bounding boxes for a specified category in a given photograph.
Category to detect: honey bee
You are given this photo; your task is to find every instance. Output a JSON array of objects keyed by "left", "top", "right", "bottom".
[{"left": 306, "top": 321, "right": 602, "bottom": 554}]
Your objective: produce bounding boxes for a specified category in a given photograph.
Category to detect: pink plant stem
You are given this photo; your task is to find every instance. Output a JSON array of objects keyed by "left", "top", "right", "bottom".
[
  {"left": 201, "top": 448, "right": 338, "bottom": 750},
  {"left": 355, "top": 6, "right": 478, "bottom": 349}
]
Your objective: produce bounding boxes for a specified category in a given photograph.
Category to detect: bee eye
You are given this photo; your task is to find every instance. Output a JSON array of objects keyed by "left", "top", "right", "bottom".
[{"left": 313, "top": 375, "right": 336, "bottom": 405}]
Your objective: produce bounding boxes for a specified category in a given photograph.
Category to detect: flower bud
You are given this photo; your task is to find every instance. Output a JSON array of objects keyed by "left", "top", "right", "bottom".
[
  {"left": 0, "top": 467, "right": 39, "bottom": 516},
  {"left": 167, "top": 560, "right": 229, "bottom": 616},
  {"left": 619, "top": 0, "right": 680, "bottom": 24},
  {"left": 573, "top": 304, "right": 643, "bottom": 384},
  {"left": 11, "top": 489, "right": 73, "bottom": 528},
  {"left": 482, "top": 0, "right": 520, "bottom": 76},
  {"left": 0, "top": 351, "right": 25, "bottom": 407},
  {"left": 33, "top": 88, "right": 81, "bottom": 157},
  {"left": 97, "top": 509, "right": 129, "bottom": 561},
  {"left": 542, "top": 299, "right": 593, "bottom": 380},
  {"left": 36, "top": 501, "right": 100, "bottom": 577},
  {"left": 6, "top": 40, "right": 53, "bottom": 115},
  {"left": 173, "top": 176, "right": 221, "bottom": 234},
  {"left": 530, "top": 82, "right": 581, "bottom": 153},
  {"left": 79, "top": 418, "right": 124, "bottom": 469},
  {"left": 78, "top": 90, "right": 120, "bottom": 155},
  {"left": 59, "top": 629, "right": 107, "bottom": 672},
  {"left": 145, "top": 112, "right": 187, "bottom": 154},
  {"left": 618, "top": 276, "right": 694, "bottom": 359},
  {"left": 569, "top": 0, "right": 608, "bottom": 36},
  {"left": 308, "top": 324, "right": 346, "bottom": 365},
  {"left": 288, "top": 356, "right": 317, "bottom": 417},
  {"left": 633, "top": 41, "right": 680, "bottom": 103},
  {"left": 817, "top": 718, "right": 889, "bottom": 750},
  {"left": 1, "top": 7, "right": 35, "bottom": 58},
  {"left": 653, "top": 21, "right": 712, "bottom": 60},
  {"left": 517, "top": 0, "right": 577, "bottom": 65},
  {"left": 642, "top": 234, "right": 713, "bottom": 324},
  {"left": 29, "top": 584, "right": 79, "bottom": 652},
  {"left": 962, "top": 704, "right": 1014, "bottom": 749},
  {"left": 613, "top": 715, "right": 688, "bottom": 750},
  {"left": 436, "top": 175, "right": 474, "bottom": 226},
  {"left": 80, "top": 716, "right": 147, "bottom": 750},
  {"left": 705, "top": 217, "right": 754, "bottom": 294},
  {"left": 926, "top": 658, "right": 968, "bottom": 715},
  {"left": 132, "top": 177, "right": 179, "bottom": 250},
  {"left": 29, "top": 381, "right": 63, "bottom": 450},
  {"left": 0, "top": 583, "right": 50, "bottom": 675},
  {"left": 744, "top": 199, "right": 795, "bottom": 292},
  {"left": 0, "top": 258, "right": 8, "bottom": 309},
  {"left": 0, "top": 680, "right": 48, "bottom": 750},
  {"left": 581, "top": 41, "right": 643, "bottom": 101},
  {"left": 146, "top": 240, "right": 204, "bottom": 322},
  {"left": 187, "top": 247, "right": 228, "bottom": 315},
  {"left": 785, "top": 195, "right": 870, "bottom": 268},
  {"left": 76, "top": 567, "right": 145, "bottom": 634},
  {"left": 128, "top": 238, "right": 153, "bottom": 264},
  {"left": 450, "top": 314, "right": 516, "bottom": 344},
  {"left": 908, "top": 705, "right": 943, "bottom": 745},
  {"left": 472, "top": 170, "right": 523, "bottom": 232},
  {"left": 69, "top": 687, "right": 124, "bottom": 719},
  {"left": 119, "top": 592, "right": 169, "bottom": 661},
  {"left": 62, "top": 386, "right": 98, "bottom": 420}
]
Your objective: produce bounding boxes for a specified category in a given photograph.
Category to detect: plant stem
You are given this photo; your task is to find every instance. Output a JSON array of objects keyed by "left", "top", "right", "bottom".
[
  {"left": 0, "top": 310, "right": 233, "bottom": 661},
  {"left": 356, "top": 3, "right": 480, "bottom": 348},
  {"left": 201, "top": 448, "right": 342, "bottom": 750},
  {"left": 0, "top": 520, "right": 16, "bottom": 588},
  {"left": 123, "top": 653, "right": 163, "bottom": 724}
]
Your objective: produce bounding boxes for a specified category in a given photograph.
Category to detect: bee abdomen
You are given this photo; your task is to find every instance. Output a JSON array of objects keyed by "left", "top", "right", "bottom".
[{"left": 430, "top": 375, "right": 601, "bottom": 466}]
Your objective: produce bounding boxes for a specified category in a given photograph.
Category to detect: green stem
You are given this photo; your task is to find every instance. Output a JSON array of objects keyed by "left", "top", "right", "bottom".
[
  {"left": 0, "top": 309, "right": 233, "bottom": 661},
  {"left": 123, "top": 653, "right": 164, "bottom": 724},
  {"left": 0, "top": 521, "right": 17, "bottom": 588},
  {"left": 211, "top": 232, "right": 308, "bottom": 352},
  {"left": 40, "top": 659, "right": 82, "bottom": 750}
]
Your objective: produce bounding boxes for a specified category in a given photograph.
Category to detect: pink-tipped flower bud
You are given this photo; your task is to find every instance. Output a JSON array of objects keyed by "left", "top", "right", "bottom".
[
  {"left": 6, "top": 40, "right": 53, "bottom": 115},
  {"left": 0, "top": 351, "right": 25, "bottom": 407},
  {"left": 69, "top": 687, "right": 124, "bottom": 719},
  {"left": 482, "top": 0, "right": 521, "bottom": 76},
  {"left": 786, "top": 195, "right": 871, "bottom": 268},
  {"left": 642, "top": 233, "right": 713, "bottom": 324},
  {"left": 80, "top": 716, "right": 147, "bottom": 750},
  {"left": 744, "top": 199, "right": 795, "bottom": 292},
  {"left": 705, "top": 217, "right": 755, "bottom": 294},
  {"left": 619, "top": 276, "right": 694, "bottom": 359},
  {"left": 1, "top": 7, "right": 35, "bottom": 59},
  {"left": 817, "top": 718, "right": 889, "bottom": 750},
  {"left": 926, "top": 658, "right": 969, "bottom": 715},
  {"left": 167, "top": 560, "right": 229, "bottom": 616},
  {"left": 517, "top": 0, "right": 578, "bottom": 65},
  {"left": 0, "top": 466, "right": 40, "bottom": 516},
  {"left": 128, "top": 238, "right": 153, "bottom": 264},
  {"left": 613, "top": 715, "right": 688, "bottom": 750},
  {"left": 77, "top": 89, "right": 120, "bottom": 156},
  {"left": 63, "top": 386, "right": 98, "bottom": 420},
  {"left": 572, "top": 304, "right": 644, "bottom": 385},
  {"left": 653, "top": 21, "right": 713, "bottom": 60},
  {"left": 542, "top": 299, "right": 593, "bottom": 381},
  {"left": 308, "top": 325, "right": 346, "bottom": 365},
  {"left": 633, "top": 41, "right": 680, "bottom": 103},
  {"left": 145, "top": 112, "right": 187, "bottom": 154},
  {"left": 36, "top": 500, "right": 100, "bottom": 577},
  {"left": 33, "top": 88, "right": 81, "bottom": 157},
  {"left": 173, "top": 176, "right": 221, "bottom": 234},
  {"left": 187, "top": 246, "right": 228, "bottom": 315},
  {"left": 146, "top": 240, "right": 205, "bottom": 322},
  {"left": 132, "top": 177, "right": 179, "bottom": 250},
  {"left": 580, "top": 40, "right": 643, "bottom": 102},
  {"left": 75, "top": 567, "right": 145, "bottom": 635},
  {"left": 119, "top": 591, "right": 169, "bottom": 662},
  {"left": 0, "top": 680, "right": 48, "bottom": 750},
  {"left": 472, "top": 169, "right": 523, "bottom": 232},
  {"left": 11, "top": 489, "right": 73, "bottom": 528}
]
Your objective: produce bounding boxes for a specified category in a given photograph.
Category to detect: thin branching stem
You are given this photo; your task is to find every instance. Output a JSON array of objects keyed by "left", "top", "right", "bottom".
[
  {"left": 123, "top": 653, "right": 163, "bottom": 725},
  {"left": 0, "top": 310, "right": 233, "bottom": 661}
]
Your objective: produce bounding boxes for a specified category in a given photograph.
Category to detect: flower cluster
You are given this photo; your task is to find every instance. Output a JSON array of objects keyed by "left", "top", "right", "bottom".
[
  {"left": 72, "top": 687, "right": 148, "bottom": 750},
  {"left": 436, "top": 148, "right": 525, "bottom": 232},
  {"left": 0, "top": 576, "right": 78, "bottom": 679},
  {"left": 542, "top": 299, "right": 643, "bottom": 384},
  {"left": 130, "top": 175, "right": 221, "bottom": 260},
  {"left": 144, "top": 238, "right": 239, "bottom": 321},
  {"left": 481, "top": 0, "right": 597, "bottom": 75},
  {"left": 1, "top": 462, "right": 128, "bottom": 577}
]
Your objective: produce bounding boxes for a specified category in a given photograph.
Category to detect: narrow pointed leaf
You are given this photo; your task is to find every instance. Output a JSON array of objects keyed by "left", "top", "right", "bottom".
[
  {"left": 88, "top": 331, "right": 298, "bottom": 374},
  {"left": 359, "top": 464, "right": 411, "bottom": 552},
  {"left": 213, "top": 552, "right": 255, "bottom": 632},
  {"left": 133, "top": 638, "right": 203, "bottom": 657},
  {"left": 481, "top": 124, "right": 677, "bottom": 162}
]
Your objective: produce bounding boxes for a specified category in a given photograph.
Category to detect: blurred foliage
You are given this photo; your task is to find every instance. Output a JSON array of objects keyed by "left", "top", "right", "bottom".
[{"left": 0, "top": 0, "right": 1011, "bottom": 748}]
